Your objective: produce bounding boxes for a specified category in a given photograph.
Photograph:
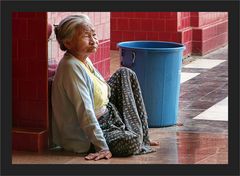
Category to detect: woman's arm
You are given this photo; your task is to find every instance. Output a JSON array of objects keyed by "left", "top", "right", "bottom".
[{"left": 62, "top": 63, "right": 109, "bottom": 153}]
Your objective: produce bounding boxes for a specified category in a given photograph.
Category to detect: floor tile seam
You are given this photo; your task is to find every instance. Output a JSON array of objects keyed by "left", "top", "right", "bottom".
[
  {"left": 181, "top": 69, "right": 207, "bottom": 73},
  {"left": 153, "top": 130, "right": 228, "bottom": 136},
  {"left": 183, "top": 60, "right": 227, "bottom": 76},
  {"left": 178, "top": 129, "right": 227, "bottom": 134},
  {"left": 199, "top": 71, "right": 228, "bottom": 79},
  {"left": 183, "top": 60, "right": 226, "bottom": 70},
  {"left": 181, "top": 108, "right": 207, "bottom": 111},
  {"left": 190, "top": 117, "right": 227, "bottom": 122},
  {"left": 189, "top": 69, "right": 227, "bottom": 78},
  {"left": 180, "top": 73, "right": 212, "bottom": 85},
  {"left": 200, "top": 84, "right": 228, "bottom": 93},
  {"left": 199, "top": 91, "right": 228, "bottom": 104},
  {"left": 190, "top": 98, "right": 224, "bottom": 104},
  {"left": 198, "top": 86, "right": 228, "bottom": 100},
  {"left": 192, "top": 50, "right": 228, "bottom": 60},
  {"left": 179, "top": 128, "right": 228, "bottom": 133},
  {"left": 197, "top": 58, "right": 227, "bottom": 61},
  {"left": 184, "top": 98, "right": 227, "bottom": 108},
  {"left": 194, "top": 152, "right": 222, "bottom": 164},
  {"left": 198, "top": 72, "right": 227, "bottom": 80},
  {"left": 215, "top": 83, "right": 229, "bottom": 90},
  {"left": 64, "top": 157, "right": 83, "bottom": 164}
]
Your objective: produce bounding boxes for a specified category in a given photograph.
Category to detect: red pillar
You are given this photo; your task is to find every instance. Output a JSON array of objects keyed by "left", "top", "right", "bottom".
[{"left": 12, "top": 12, "right": 49, "bottom": 151}]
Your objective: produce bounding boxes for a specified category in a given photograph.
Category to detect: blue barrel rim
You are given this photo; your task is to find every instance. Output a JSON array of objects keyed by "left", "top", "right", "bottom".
[{"left": 117, "top": 40, "right": 186, "bottom": 52}]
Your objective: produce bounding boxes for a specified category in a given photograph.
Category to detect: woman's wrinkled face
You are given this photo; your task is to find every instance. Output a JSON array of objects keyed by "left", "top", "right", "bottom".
[{"left": 66, "top": 24, "right": 99, "bottom": 55}]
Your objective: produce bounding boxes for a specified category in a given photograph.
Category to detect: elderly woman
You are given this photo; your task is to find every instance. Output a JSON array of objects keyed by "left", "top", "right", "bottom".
[{"left": 52, "top": 14, "right": 158, "bottom": 161}]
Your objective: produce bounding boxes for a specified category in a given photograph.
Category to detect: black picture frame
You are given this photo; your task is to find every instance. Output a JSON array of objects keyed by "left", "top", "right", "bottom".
[{"left": 1, "top": 0, "right": 239, "bottom": 176}]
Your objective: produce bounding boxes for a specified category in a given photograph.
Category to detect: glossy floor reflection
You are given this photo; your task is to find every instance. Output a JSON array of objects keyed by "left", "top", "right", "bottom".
[
  {"left": 12, "top": 45, "right": 228, "bottom": 164},
  {"left": 12, "top": 131, "right": 228, "bottom": 164}
]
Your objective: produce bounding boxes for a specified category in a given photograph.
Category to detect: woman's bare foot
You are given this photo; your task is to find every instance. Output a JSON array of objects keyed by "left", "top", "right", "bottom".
[{"left": 150, "top": 140, "right": 159, "bottom": 146}]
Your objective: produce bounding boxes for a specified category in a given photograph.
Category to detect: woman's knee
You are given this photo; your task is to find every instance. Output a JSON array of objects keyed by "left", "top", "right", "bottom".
[
  {"left": 117, "top": 67, "right": 135, "bottom": 74},
  {"left": 109, "top": 136, "right": 141, "bottom": 156},
  {"left": 117, "top": 67, "right": 136, "bottom": 76},
  {"left": 125, "top": 138, "right": 141, "bottom": 155}
]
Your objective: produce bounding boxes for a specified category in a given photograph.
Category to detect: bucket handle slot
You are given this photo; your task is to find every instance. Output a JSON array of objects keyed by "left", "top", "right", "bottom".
[{"left": 121, "top": 50, "right": 136, "bottom": 68}]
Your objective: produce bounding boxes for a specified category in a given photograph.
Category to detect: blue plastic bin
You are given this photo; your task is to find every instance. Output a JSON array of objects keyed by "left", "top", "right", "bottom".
[{"left": 117, "top": 41, "right": 185, "bottom": 127}]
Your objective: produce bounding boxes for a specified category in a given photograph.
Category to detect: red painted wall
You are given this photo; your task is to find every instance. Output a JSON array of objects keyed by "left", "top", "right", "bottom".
[
  {"left": 12, "top": 12, "right": 48, "bottom": 151},
  {"left": 111, "top": 12, "right": 189, "bottom": 54},
  {"left": 111, "top": 12, "right": 228, "bottom": 56},
  {"left": 191, "top": 12, "right": 228, "bottom": 55},
  {"left": 177, "top": 12, "right": 192, "bottom": 56},
  {"left": 111, "top": 13, "right": 177, "bottom": 45},
  {"left": 48, "top": 12, "right": 111, "bottom": 79}
]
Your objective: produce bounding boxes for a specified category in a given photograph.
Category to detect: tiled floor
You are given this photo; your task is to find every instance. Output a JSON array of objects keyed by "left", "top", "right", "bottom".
[
  {"left": 12, "top": 45, "right": 228, "bottom": 164},
  {"left": 194, "top": 97, "right": 228, "bottom": 121}
]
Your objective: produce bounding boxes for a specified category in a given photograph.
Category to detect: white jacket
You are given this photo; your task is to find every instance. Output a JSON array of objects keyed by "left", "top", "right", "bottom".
[{"left": 51, "top": 52, "right": 109, "bottom": 153}]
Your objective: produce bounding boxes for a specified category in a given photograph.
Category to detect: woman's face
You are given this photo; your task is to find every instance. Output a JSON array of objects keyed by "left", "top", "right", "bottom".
[{"left": 66, "top": 24, "right": 99, "bottom": 56}]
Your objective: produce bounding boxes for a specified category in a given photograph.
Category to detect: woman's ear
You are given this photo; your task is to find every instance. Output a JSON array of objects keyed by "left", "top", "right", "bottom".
[{"left": 63, "top": 40, "right": 72, "bottom": 50}]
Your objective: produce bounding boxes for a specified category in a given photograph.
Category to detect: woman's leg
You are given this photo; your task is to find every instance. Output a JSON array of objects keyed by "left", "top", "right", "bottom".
[
  {"left": 98, "top": 103, "right": 141, "bottom": 156},
  {"left": 106, "top": 67, "right": 153, "bottom": 154}
]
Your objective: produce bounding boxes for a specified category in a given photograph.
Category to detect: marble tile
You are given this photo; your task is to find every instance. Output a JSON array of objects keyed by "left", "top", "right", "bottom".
[
  {"left": 12, "top": 150, "right": 77, "bottom": 164},
  {"left": 185, "top": 100, "right": 215, "bottom": 110},
  {"left": 183, "top": 59, "right": 226, "bottom": 69},
  {"left": 179, "top": 91, "right": 207, "bottom": 102},
  {"left": 12, "top": 131, "right": 228, "bottom": 164},
  {"left": 195, "top": 152, "right": 228, "bottom": 164},
  {"left": 202, "top": 45, "right": 228, "bottom": 60},
  {"left": 182, "top": 67, "right": 207, "bottom": 73},
  {"left": 200, "top": 89, "right": 228, "bottom": 102},
  {"left": 178, "top": 109, "right": 203, "bottom": 119},
  {"left": 180, "top": 72, "right": 200, "bottom": 84},
  {"left": 193, "top": 97, "right": 228, "bottom": 121}
]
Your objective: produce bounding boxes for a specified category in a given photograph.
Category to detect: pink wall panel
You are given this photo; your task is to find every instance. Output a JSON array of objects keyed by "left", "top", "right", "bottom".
[{"left": 198, "top": 12, "right": 228, "bottom": 27}]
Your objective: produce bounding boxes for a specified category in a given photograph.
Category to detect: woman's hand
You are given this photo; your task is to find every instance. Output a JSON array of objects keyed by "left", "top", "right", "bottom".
[
  {"left": 150, "top": 140, "right": 160, "bottom": 146},
  {"left": 85, "top": 150, "right": 112, "bottom": 161}
]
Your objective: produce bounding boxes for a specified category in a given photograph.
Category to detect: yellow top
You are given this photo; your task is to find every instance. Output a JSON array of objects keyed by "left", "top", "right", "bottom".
[{"left": 79, "top": 58, "right": 109, "bottom": 116}]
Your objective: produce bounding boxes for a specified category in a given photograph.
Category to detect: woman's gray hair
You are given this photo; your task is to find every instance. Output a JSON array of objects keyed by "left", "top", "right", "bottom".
[{"left": 54, "top": 14, "right": 92, "bottom": 51}]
